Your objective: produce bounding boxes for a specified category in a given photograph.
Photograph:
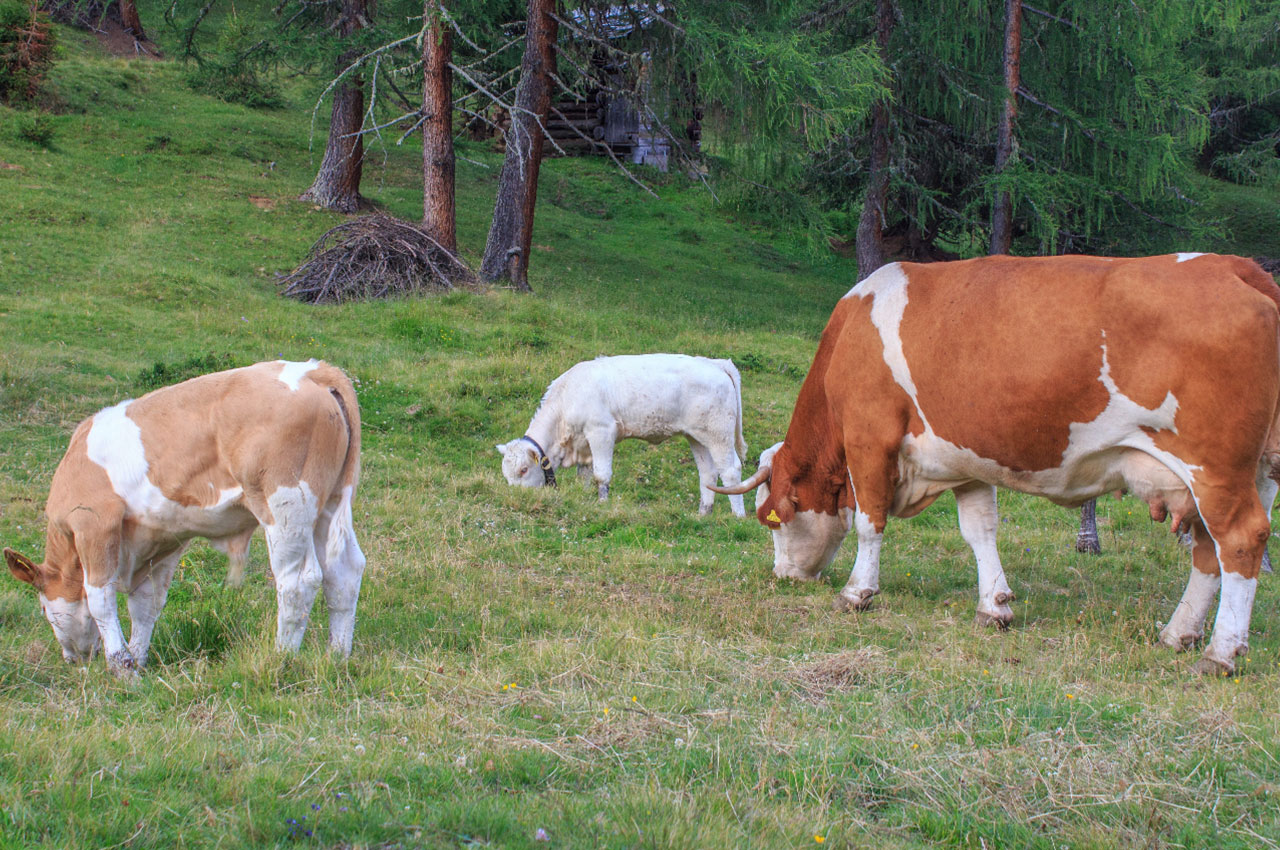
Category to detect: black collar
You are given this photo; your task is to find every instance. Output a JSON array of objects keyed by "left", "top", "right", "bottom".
[{"left": 521, "top": 435, "right": 557, "bottom": 487}]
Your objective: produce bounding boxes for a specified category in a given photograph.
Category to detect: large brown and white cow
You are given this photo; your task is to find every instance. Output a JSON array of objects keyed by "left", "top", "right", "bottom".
[
  {"left": 4, "top": 360, "right": 366, "bottom": 673},
  {"left": 714, "top": 254, "right": 1280, "bottom": 674}
]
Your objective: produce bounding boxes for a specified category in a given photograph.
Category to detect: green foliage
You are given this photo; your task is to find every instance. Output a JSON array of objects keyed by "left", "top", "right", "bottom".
[
  {"left": 184, "top": 9, "right": 284, "bottom": 108},
  {"left": 0, "top": 0, "right": 54, "bottom": 106},
  {"left": 13, "top": 108, "right": 53, "bottom": 145},
  {"left": 134, "top": 353, "right": 238, "bottom": 391}
]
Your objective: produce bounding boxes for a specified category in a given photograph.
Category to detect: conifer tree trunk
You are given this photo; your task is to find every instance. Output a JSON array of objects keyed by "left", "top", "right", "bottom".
[
  {"left": 990, "top": 0, "right": 1021, "bottom": 255},
  {"left": 855, "top": 0, "right": 894, "bottom": 280},
  {"left": 301, "top": 0, "right": 369, "bottom": 214},
  {"left": 118, "top": 0, "right": 144, "bottom": 39},
  {"left": 422, "top": 2, "right": 456, "bottom": 252},
  {"left": 480, "top": 0, "right": 558, "bottom": 291}
]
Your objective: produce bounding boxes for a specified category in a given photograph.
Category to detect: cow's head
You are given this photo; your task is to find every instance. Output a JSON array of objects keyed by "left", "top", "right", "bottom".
[
  {"left": 495, "top": 440, "right": 548, "bottom": 488},
  {"left": 712, "top": 442, "right": 851, "bottom": 580},
  {"left": 5, "top": 547, "right": 100, "bottom": 663}
]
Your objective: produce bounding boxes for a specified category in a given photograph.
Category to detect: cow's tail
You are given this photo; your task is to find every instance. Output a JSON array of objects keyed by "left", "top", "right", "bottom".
[
  {"left": 312, "top": 364, "right": 363, "bottom": 567},
  {"left": 715, "top": 358, "right": 747, "bottom": 460}
]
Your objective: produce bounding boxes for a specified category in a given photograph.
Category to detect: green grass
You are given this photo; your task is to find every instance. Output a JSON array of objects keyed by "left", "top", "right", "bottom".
[{"left": 2, "top": 25, "right": 1280, "bottom": 850}]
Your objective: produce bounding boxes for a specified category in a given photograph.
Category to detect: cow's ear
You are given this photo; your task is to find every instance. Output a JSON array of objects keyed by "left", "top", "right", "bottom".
[
  {"left": 525, "top": 447, "right": 539, "bottom": 464},
  {"left": 495, "top": 442, "right": 510, "bottom": 455},
  {"left": 756, "top": 491, "right": 795, "bottom": 528},
  {"left": 5, "top": 548, "right": 45, "bottom": 589}
]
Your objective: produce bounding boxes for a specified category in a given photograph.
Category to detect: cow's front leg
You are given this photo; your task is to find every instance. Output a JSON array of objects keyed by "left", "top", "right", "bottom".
[
  {"left": 126, "top": 549, "right": 183, "bottom": 667},
  {"left": 73, "top": 523, "right": 136, "bottom": 673},
  {"left": 834, "top": 510, "right": 884, "bottom": 611},
  {"left": 1160, "top": 520, "right": 1219, "bottom": 650},
  {"left": 955, "top": 482, "right": 1014, "bottom": 628},
  {"left": 585, "top": 428, "right": 616, "bottom": 502},
  {"left": 84, "top": 580, "right": 135, "bottom": 674}
]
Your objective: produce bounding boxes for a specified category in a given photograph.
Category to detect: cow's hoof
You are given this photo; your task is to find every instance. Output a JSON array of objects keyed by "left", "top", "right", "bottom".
[
  {"left": 697, "top": 505, "right": 713, "bottom": 517},
  {"left": 107, "top": 651, "right": 139, "bottom": 678},
  {"left": 974, "top": 608, "right": 1013, "bottom": 629},
  {"left": 1191, "top": 655, "right": 1234, "bottom": 677},
  {"left": 1158, "top": 626, "right": 1201, "bottom": 652},
  {"left": 833, "top": 588, "right": 877, "bottom": 612}
]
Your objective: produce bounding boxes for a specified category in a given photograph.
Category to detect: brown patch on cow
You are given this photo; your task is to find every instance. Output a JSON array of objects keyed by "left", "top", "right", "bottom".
[
  {"left": 897, "top": 256, "right": 1113, "bottom": 472},
  {"left": 249, "top": 195, "right": 276, "bottom": 211}
]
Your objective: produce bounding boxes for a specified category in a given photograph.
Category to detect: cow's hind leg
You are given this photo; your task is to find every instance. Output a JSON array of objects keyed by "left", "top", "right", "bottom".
[
  {"left": 1160, "top": 520, "right": 1219, "bottom": 651},
  {"left": 707, "top": 440, "right": 746, "bottom": 518},
  {"left": 126, "top": 546, "right": 186, "bottom": 667},
  {"left": 210, "top": 526, "right": 255, "bottom": 587},
  {"left": 262, "top": 485, "right": 325, "bottom": 652},
  {"left": 315, "top": 489, "right": 366, "bottom": 657},
  {"left": 1192, "top": 486, "right": 1270, "bottom": 674},
  {"left": 954, "top": 482, "right": 1015, "bottom": 628},
  {"left": 689, "top": 440, "right": 718, "bottom": 516}
]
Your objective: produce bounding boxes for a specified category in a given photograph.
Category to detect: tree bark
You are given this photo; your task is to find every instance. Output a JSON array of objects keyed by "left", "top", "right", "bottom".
[
  {"left": 422, "top": 2, "right": 456, "bottom": 252},
  {"left": 301, "top": 0, "right": 369, "bottom": 214},
  {"left": 117, "top": 0, "right": 145, "bottom": 39},
  {"left": 990, "top": 0, "right": 1021, "bottom": 255},
  {"left": 479, "top": 0, "right": 559, "bottom": 291},
  {"left": 855, "top": 0, "right": 894, "bottom": 281}
]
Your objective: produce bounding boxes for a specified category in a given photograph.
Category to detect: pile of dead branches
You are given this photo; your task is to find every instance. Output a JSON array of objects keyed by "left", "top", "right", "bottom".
[
  {"left": 279, "top": 215, "right": 474, "bottom": 303},
  {"left": 1255, "top": 257, "right": 1279, "bottom": 278}
]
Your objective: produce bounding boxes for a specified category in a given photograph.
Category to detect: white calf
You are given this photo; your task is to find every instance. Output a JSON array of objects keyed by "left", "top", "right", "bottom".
[{"left": 497, "top": 354, "right": 748, "bottom": 516}]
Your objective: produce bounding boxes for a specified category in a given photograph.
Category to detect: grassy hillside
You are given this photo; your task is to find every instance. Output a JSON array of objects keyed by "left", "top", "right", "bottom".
[{"left": 2, "top": 28, "right": 1280, "bottom": 850}]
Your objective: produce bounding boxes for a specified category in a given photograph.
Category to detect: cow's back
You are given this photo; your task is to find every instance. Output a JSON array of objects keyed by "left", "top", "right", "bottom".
[{"left": 565, "top": 354, "right": 737, "bottom": 439}]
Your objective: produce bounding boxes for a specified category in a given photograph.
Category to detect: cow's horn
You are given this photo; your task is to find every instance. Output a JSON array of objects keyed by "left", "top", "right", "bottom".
[{"left": 708, "top": 464, "right": 771, "bottom": 495}]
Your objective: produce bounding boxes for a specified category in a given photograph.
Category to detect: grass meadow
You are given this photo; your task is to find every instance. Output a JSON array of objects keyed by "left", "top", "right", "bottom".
[{"left": 3, "top": 25, "right": 1280, "bottom": 850}]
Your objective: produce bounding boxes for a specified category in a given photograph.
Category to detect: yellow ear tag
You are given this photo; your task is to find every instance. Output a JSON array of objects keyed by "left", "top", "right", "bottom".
[{"left": 766, "top": 509, "right": 781, "bottom": 523}]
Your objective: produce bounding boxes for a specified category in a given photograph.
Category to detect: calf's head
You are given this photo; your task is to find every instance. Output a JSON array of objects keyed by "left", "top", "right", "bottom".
[
  {"left": 712, "top": 442, "right": 851, "bottom": 580},
  {"left": 5, "top": 547, "right": 101, "bottom": 663},
  {"left": 495, "top": 440, "right": 548, "bottom": 488}
]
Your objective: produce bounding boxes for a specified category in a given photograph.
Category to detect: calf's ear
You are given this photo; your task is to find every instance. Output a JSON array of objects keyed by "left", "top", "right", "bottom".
[{"left": 5, "top": 548, "right": 44, "bottom": 588}]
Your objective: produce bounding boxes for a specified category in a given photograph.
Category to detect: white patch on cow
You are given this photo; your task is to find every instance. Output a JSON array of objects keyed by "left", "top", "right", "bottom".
[
  {"left": 887, "top": 334, "right": 1199, "bottom": 515},
  {"left": 1175, "top": 252, "right": 1204, "bottom": 263},
  {"left": 773, "top": 508, "right": 852, "bottom": 580},
  {"left": 86, "top": 401, "right": 252, "bottom": 539},
  {"left": 39, "top": 592, "right": 99, "bottom": 662},
  {"left": 1160, "top": 567, "right": 1220, "bottom": 648},
  {"left": 276, "top": 359, "right": 320, "bottom": 391},
  {"left": 1204, "top": 571, "right": 1255, "bottom": 666}
]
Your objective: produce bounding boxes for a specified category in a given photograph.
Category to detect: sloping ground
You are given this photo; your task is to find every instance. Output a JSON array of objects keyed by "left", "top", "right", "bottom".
[{"left": 1, "top": 27, "right": 1279, "bottom": 850}]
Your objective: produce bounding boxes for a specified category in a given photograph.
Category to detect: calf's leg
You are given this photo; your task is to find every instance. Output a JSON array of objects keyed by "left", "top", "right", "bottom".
[
  {"left": 689, "top": 440, "right": 718, "bottom": 516},
  {"left": 707, "top": 441, "right": 746, "bottom": 518},
  {"left": 585, "top": 428, "right": 616, "bottom": 502},
  {"left": 126, "top": 547, "right": 185, "bottom": 667},
  {"left": 315, "top": 490, "right": 366, "bottom": 656},
  {"left": 73, "top": 524, "right": 135, "bottom": 673},
  {"left": 263, "top": 485, "right": 325, "bottom": 652}
]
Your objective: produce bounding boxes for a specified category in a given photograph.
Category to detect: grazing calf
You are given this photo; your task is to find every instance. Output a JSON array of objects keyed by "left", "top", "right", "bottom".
[
  {"left": 714, "top": 254, "right": 1280, "bottom": 674},
  {"left": 497, "top": 354, "right": 748, "bottom": 516},
  {"left": 4, "top": 360, "right": 366, "bottom": 673}
]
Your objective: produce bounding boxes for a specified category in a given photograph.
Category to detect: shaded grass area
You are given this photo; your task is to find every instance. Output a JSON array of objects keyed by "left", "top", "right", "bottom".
[{"left": 2, "top": 25, "right": 1280, "bottom": 850}]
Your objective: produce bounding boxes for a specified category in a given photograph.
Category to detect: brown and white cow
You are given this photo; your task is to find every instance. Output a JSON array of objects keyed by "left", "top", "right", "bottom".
[
  {"left": 4, "top": 360, "right": 366, "bottom": 672},
  {"left": 714, "top": 254, "right": 1280, "bottom": 674}
]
